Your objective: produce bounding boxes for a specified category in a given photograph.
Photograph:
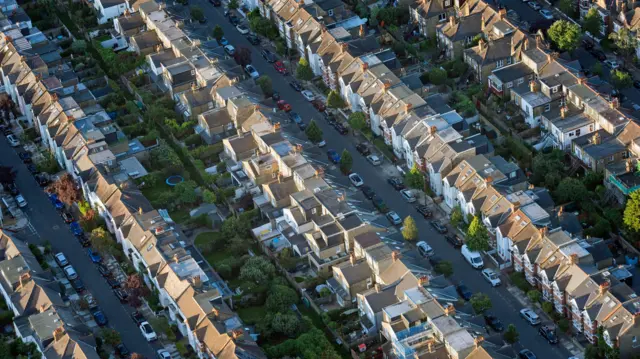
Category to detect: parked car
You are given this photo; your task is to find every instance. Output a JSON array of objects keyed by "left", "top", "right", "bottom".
[
  {"left": 445, "top": 234, "right": 463, "bottom": 248},
  {"left": 245, "top": 65, "right": 259, "bottom": 79},
  {"left": 327, "top": 149, "right": 340, "bottom": 164},
  {"left": 348, "top": 173, "right": 364, "bottom": 187},
  {"left": 456, "top": 283, "right": 473, "bottom": 301},
  {"left": 582, "top": 39, "right": 594, "bottom": 50},
  {"left": 311, "top": 99, "right": 325, "bottom": 111},
  {"left": 18, "top": 152, "right": 32, "bottom": 163},
  {"left": 431, "top": 221, "right": 447, "bottom": 234},
  {"left": 416, "top": 205, "right": 432, "bottom": 218},
  {"left": 71, "top": 278, "right": 85, "bottom": 292},
  {"left": 6, "top": 182, "right": 18, "bottom": 195},
  {"left": 520, "top": 308, "right": 541, "bottom": 325},
  {"left": 140, "top": 321, "right": 158, "bottom": 342},
  {"left": 366, "top": 154, "right": 381, "bottom": 166},
  {"left": 218, "top": 37, "right": 229, "bottom": 45},
  {"left": 288, "top": 111, "right": 302, "bottom": 124},
  {"left": 273, "top": 60, "right": 288, "bottom": 74},
  {"left": 228, "top": 15, "right": 240, "bottom": 25},
  {"left": 83, "top": 294, "right": 98, "bottom": 309},
  {"left": 54, "top": 253, "right": 69, "bottom": 267},
  {"left": 15, "top": 194, "right": 27, "bottom": 208},
  {"left": 107, "top": 277, "right": 121, "bottom": 288},
  {"left": 481, "top": 268, "right": 501, "bottom": 286},
  {"left": 400, "top": 189, "right": 416, "bottom": 203},
  {"left": 333, "top": 122, "right": 348, "bottom": 134},
  {"left": 63, "top": 265, "right": 78, "bottom": 280},
  {"left": 35, "top": 174, "right": 50, "bottom": 187},
  {"left": 356, "top": 143, "right": 370, "bottom": 156},
  {"left": 92, "top": 308, "right": 108, "bottom": 326},
  {"left": 301, "top": 90, "right": 315, "bottom": 101},
  {"left": 223, "top": 45, "right": 235, "bottom": 55},
  {"left": 277, "top": 100, "right": 292, "bottom": 112},
  {"left": 591, "top": 49, "right": 607, "bottom": 61},
  {"left": 261, "top": 49, "right": 277, "bottom": 63},
  {"left": 372, "top": 196, "right": 388, "bottom": 213},
  {"left": 316, "top": 139, "right": 326, "bottom": 147},
  {"left": 115, "top": 343, "right": 130, "bottom": 358},
  {"left": 247, "top": 34, "right": 260, "bottom": 45},
  {"left": 131, "top": 311, "right": 145, "bottom": 326},
  {"left": 87, "top": 248, "right": 102, "bottom": 263},
  {"left": 361, "top": 185, "right": 375, "bottom": 199},
  {"left": 209, "top": 0, "right": 221, "bottom": 6},
  {"left": 26, "top": 164, "right": 38, "bottom": 174},
  {"left": 484, "top": 313, "right": 504, "bottom": 332},
  {"left": 605, "top": 59, "right": 620, "bottom": 69},
  {"left": 289, "top": 81, "right": 303, "bottom": 91},
  {"left": 157, "top": 349, "right": 172, "bottom": 359},
  {"left": 417, "top": 241, "right": 434, "bottom": 257},
  {"left": 538, "top": 325, "right": 558, "bottom": 344},
  {"left": 461, "top": 244, "right": 484, "bottom": 269},
  {"left": 271, "top": 91, "right": 280, "bottom": 101},
  {"left": 323, "top": 113, "right": 336, "bottom": 125},
  {"left": 61, "top": 211, "right": 74, "bottom": 224},
  {"left": 387, "top": 177, "right": 405, "bottom": 190},
  {"left": 236, "top": 24, "right": 250, "bottom": 34},
  {"left": 97, "top": 263, "right": 111, "bottom": 277},
  {"left": 518, "top": 349, "right": 537, "bottom": 359},
  {"left": 6, "top": 134, "right": 19, "bottom": 147},
  {"left": 77, "top": 233, "right": 90, "bottom": 247},
  {"left": 634, "top": 80, "right": 640, "bottom": 89},
  {"left": 114, "top": 288, "right": 129, "bottom": 302},
  {"left": 528, "top": 1, "right": 541, "bottom": 9},
  {"left": 386, "top": 211, "right": 402, "bottom": 225},
  {"left": 539, "top": 9, "right": 553, "bottom": 19},
  {"left": 69, "top": 222, "right": 84, "bottom": 236}
]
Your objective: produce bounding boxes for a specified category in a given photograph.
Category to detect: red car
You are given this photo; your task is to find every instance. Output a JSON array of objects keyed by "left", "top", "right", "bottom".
[
  {"left": 311, "top": 99, "right": 326, "bottom": 112},
  {"left": 277, "top": 100, "right": 292, "bottom": 112},
  {"left": 273, "top": 61, "right": 288, "bottom": 75}
]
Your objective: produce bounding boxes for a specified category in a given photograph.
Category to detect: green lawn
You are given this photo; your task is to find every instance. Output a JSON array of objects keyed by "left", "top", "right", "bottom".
[
  {"left": 237, "top": 306, "right": 267, "bottom": 325},
  {"left": 373, "top": 138, "right": 395, "bottom": 161}
]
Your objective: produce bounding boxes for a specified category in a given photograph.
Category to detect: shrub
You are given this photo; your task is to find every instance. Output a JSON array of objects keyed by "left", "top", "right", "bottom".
[{"left": 509, "top": 272, "right": 531, "bottom": 292}]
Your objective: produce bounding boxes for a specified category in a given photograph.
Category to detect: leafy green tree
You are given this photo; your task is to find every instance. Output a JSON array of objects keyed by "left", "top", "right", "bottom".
[
  {"left": 527, "top": 290, "right": 542, "bottom": 303},
  {"left": 401, "top": 216, "right": 418, "bottom": 241},
  {"left": 296, "top": 58, "right": 313, "bottom": 81},
  {"left": 428, "top": 68, "right": 447, "bottom": 85},
  {"left": 269, "top": 312, "right": 301, "bottom": 337},
  {"left": 267, "top": 328, "right": 340, "bottom": 359},
  {"left": 583, "top": 8, "right": 603, "bottom": 37},
  {"left": 624, "top": 190, "right": 640, "bottom": 232},
  {"left": 555, "top": 177, "right": 588, "bottom": 204},
  {"left": 248, "top": 8, "right": 260, "bottom": 19},
  {"left": 228, "top": 0, "right": 239, "bottom": 9},
  {"left": 340, "top": 149, "right": 352, "bottom": 173},
  {"left": 470, "top": 293, "right": 492, "bottom": 313},
  {"left": 305, "top": 120, "right": 323, "bottom": 143},
  {"left": 174, "top": 180, "right": 198, "bottom": 206},
  {"left": 610, "top": 28, "right": 637, "bottom": 60},
  {"left": 90, "top": 227, "right": 117, "bottom": 256},
  {"left": 592, "top": 63, "right": 603, "bottom": 76},
  {"left": 222, "top": 215, "right": 252, "bottom": 238},
  {"left": 503, "top": 324, "right": 520, "bottom": 344},
  {"left": 559, "top": 0, "right": 576, "bottom": 18},
  {"left": 405, "top": 164, "right": 424, "bottom": 191},
  {"left": 611, "top": 69, "right": 633, "bottom": 89},
  {"left": 348, "top": 112, "right": 367, "bottom": 131},
  {"left": 434, "top": 261, "right": 453, "bottom": 277},
  {"left": 71, "top": 40, "right": 87, "bottom": 53},
  {"left": 542, "top": 301, "right": 554, "bottom": 315},
  {"left": 100, "top": 328, "right": 121, "bottom": 346},
  {"left": 190, "top": 7, "right": 204, "bottom": 21},
  {"left": 202, "top": 189, "right": 216, "bottom": 203},
  {"left": 256, "top": 76, "right": 273, "bottom": 96},
  {"left": 266, "top": 285, "right": 298, "bottom": 312},
  {"left": 212, "top": 25, "right": 224, "bottom": 40},
  {"left": 466, "top": 216, "right": 490, "bottom": 251},
  {"left": 548, "top": 20, "right": 581, "bottom": 52},
  {"left": 326, "top": 90, "right": 345, "bottom": 109},
  {"left": 450, "top": 206, "right": 464, "bottom": 228},
  {"left": 240, "top": 256, "right": 275, "bottom": 283}
]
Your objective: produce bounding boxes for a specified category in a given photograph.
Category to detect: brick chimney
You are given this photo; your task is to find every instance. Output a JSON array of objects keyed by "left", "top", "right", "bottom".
[
  {"left": 341, "top": 42, "right": 348, "bottom": 53},
  {"left": 359, "top": 24, "right": 365, "bottom": 38},
  {"left": 599, "top": 281, "right": 610, "bottom": 295},
  {"left": 361, "top": 62, "right": 368, "bottom": 71},
  {"left": 231, "top": 329, "right": 243, "bottom": 340},
  {"left": 485, "top": 176, "right": 493, "bottom": 184},
  {"left": 449, "top": 16, "right": 455, "bottom": 27},
  {"left": 592, "top": 131, "right": 601, "bottom": 145},
  {"left": 392, "top": 250, "right": 400, "bottom": 262},
  {"left": 273, "top": 122, "right": 281, "bottom": 132},
  {"left": 539, "top": 226, "right": 548, "bottom": 237},
  {"left": 481, "top": 15, "right": 485, "bottom": 32},
  {"left": 499, "top": 7, "right": 507, "bottom": 19},
  {"left": 478, "top": 39, "right": 486, "bottom": 51},
  {"left": 350, "top": 252, "right": 356, "bottom": 266},
  {"left": 474, "top": 335, "right": 484, "bottom": 348},
  {"left": 418, "top": 275, "right": 429, "bottom": 286},
  {"left": 53, "top": 327, "right": 65, "bottom": 342},
  {"left": 529, "top": 80, "right": 537, "bottom": 93},
  {"left": 558, "top": 206, "right": 564, "bottom": 217},
  {"left": 570, "top": 253, "right": 579, "bottom": 265},
  {"left": 173, "top": 254, "right": 180, "bottom": 263},
  {"left": 560, "top": 106, "right": 567, "bottom": 119},
  {"left": 405, "top": 103, "right": 413, "bottom": 113},
  {"left": 430, "top": 125, "right": 437, "bottom": 135},
  {"left": 19, "top": 272, "right": 31, "bottom": 287},
  {"left": 383, "top": 81, "right": 391, "bottom": 92},
  {"left": 375, "top": 283, "right": 382, "bottom": 292},
  {"left": 444, "top": 303, "right": 455, "bottom": 316},
  {"left": 39, "top": 304, "right": 47, "bottom": 313},
  {"left": 626, "top": 159, "right": 633, "bottom": 173},
  {"left": 193, "top": 275, "right": 202, "bottom": 288},
  {"left": 611, "top": 97, "right": 620, "bottom": 109}
]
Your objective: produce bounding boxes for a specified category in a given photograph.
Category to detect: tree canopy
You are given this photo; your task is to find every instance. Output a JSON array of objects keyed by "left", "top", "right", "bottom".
[
  {"left": 624, "top": 190, "right": 640, "bottom": 232},
  {"left": 434, "top": 261, "right": 453, "bottom": 277},
  {"left": 348, "top": 112, "right": 367, "bottom": 131},
  {"left": 611, "top": 69, "right": 633, "bottom": 89},
  {"left": 296, "top": 58, "right": 313, "bottom": 81},
  {"left": 610, "top": 28, "right": 637, "bottom": 59},
  {"left": 402, "top": 216, "right": 418, "bottom": 241},
  {"left": 228, "top": 0, "right": 239, "bottom": 9},
  {"left": 405, "top": 164, "right": 424, "bottom": 190},
  {"left": 174, "top": 180, "right": 198, "bottom": 206},
  {"left": 327, "top": 91, "right": 345, "bottom": 109},
  {"left": 428, "top": 68, "right": 447, "bottom": 86},
  {"left": 555, "top": 177, "right": 588, "bottom": 204},
  {"left": 212, "top": 25, "right": 224, "bottom": 40},
  {"left": 190, "top": 6, "right": 204, "bottom": 21},
  {"left": 256, "top": 76, "right": 273, "bottom": 96},
  {"left": 340, "top": 149, "right": 352, "bottom": 174},
  {"left": 503, "top": 324, "right": 520, "bottom": 344},
  {"left": 233, "top": 47, "right": 252, "bottom": 67},
  {"left": 583, "top": 8, "right": 602, "bottom": 37},
  {"left": 450, "top": 206, "right": 464, "bottom": 228},
  {"left": 466, "top": 216, "right": 490, "bottom": 251},
  {"left": 49, "top": 173, "right": 81, "bottom": 205},
  {"left": 548, "top": 20, "right": 581, "bottom": 52},
  {"left": 305, "top": 120, "right": 323, "bottom": 143},
  {"left": 265, "top": 284, "right": 298, "bottom": 312},
  {"left": 470, "top": 293, "right": 492, "bottom": 313},
  {"left": 240, "top": 256, "right": 275, "bottom": 283}
]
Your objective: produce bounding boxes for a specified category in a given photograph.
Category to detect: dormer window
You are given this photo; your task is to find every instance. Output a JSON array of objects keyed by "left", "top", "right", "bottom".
[
  {"left": 444, "top": 0, "right": 451, "bottom": 5},
  {"left": 328, "top": 9, "right": 334, "bottom": 16}
]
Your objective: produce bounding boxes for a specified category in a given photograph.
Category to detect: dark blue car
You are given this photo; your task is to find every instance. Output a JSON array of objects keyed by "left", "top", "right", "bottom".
[
  {"left": 327, "top": 149, "right": 340, "bottom": 164},
  {"left": 456, "top": 283, "right": 473, "bottom": 301},
  {"left": 87, "top": 248, "right": 102, "bottom": 263},
  {"left": 92, "top": 309, "right": 108, "bottom": 326},
  {"left": 70, "top": 222, "right": 84, "bottom": 236}
]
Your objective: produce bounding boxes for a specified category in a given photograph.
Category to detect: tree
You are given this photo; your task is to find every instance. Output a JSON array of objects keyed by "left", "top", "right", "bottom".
[
  {"left": 240, "top": 256, "right": 275, "bottom": 283},
  {"left": 49, "top": 173, "right": 81, "bottom": 205},
  {"left": 100, "top": 328, "right": 121, "bottom": 346},
  {"left": 212, "top": 25, "right": 224, "bottom": 40},
  {"left": 428, "top": 68, "right": 447, "bottom": 85},
  {"left": 527, "top": 290, "right": 542, "bottom": 303},
  {"left": 611, "top": 69, "right": 633, "bottom": 89},
  {"left": 348, "top": 112, "right": 366, "bottom": 131},
  {"left": 190, "top": 6, "right": 204, "bottom": 21},
  {"left": 434, "top": 261, "right": 453, "bottom": 277},
  {"left": 228, "top": 0, "right": 239, "bottom": 9},
  {"left": 470, "top": 293, "right": 492, "bottom": 313},
  {"left": 296, "top": 58, "right": 313, "bottom": 81},
  {"left": 503, "top": 324, "right": 520, "bottom": 344},
  {"left": 202, "top": 189, "right": 216, "bottom": 204},
  {"left": 610, "top": 28, "right": 637, "bottom": 60},
  {"left": 548, "top": 20, "right": 581, "bottom": 52},
  {"left": 266, "top": 285, "right": 298, "bottom": 312},
  {"left": 71, "top": 40, "right": 87, "bottom": 54},
  {"left": 90, "top": 227, "right": 117, "bottom": 256},
  {"left": 267, "top": 328, "right": 340, "bottom": 359},
  {"left": 124, "top": 274, "right": 150, "bottom": 308},
  {"left": 402, "top": 216, "right": 418, "bottom": 241},
  {"left": 555, "top": 177, "right": 588, "bottom": 204},
  {"left": 269, "top": 312, "right": 301, "bottom": 337},
  {"left": 450, "top": 206, "right": 464, "bottom": 228},
  {"left": 174, "top": 180, "right": 198, "bottom": 206},
  {"left": 256, "top": 76, "right": 273, "bottom": 96},
  {"left": 304, "top": 120, "right": 323, "bottom": 143},
  {"left": 405, "top": 164, "right": 424, "bottom": 191},
  {"left": 234, "top": 46, "right": 252, "bottom": 67},
  {"left": 339, "top": 149, "right": 352, "bottom": 174},
  {"left": 0, "top": 166, "right": 16, "bottom": 185},
  {"left": 591, "top": 63, "right": 603, "bottom": 76},
  {"left": 559, "top": 0, "right": 576, "bottom": 18},
  {"left": 624, "top": 190, "right": 640, "bottom": 232},
  {"left": 326, "top": 90, "right": 345, "bottom": 109},
  {"left": 466, "top": 216, "right": 490, "bottom": 252},
  {"left": 222, "top": 215, "right": 252, "bottom": 238},
  {"left": 583, "top": 8, "right": 603, "bottom": 37}
]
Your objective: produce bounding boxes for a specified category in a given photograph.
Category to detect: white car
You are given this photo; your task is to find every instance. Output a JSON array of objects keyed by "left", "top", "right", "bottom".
[
  {"left": 223, "top": 45, "right": 235, "bottom": 55},
  {"left": 54, "top": 253, "right": 69, "bottom": 267},
  {"left": 301, "top": 90, "right": 315, "bottom": 101},
  {"left": 6, "top": 134, "right": 19, "bottom": 147},
  {"left": 366, "top": 154, "right": 381, "bottom": 166},
  {"left": 417, "top": 241, "right": 434, "bottom": 257},
  {"left": 245, "top": 65, "right": 259, "bottom": 79},
  {"left": 520, "top": 308, "right": 541, "bottom": 325},
  {"left": 539, "top": 9, "right": 553, "bottom": 19},
  {"left": 157, "top": 350, "right": 172, "bottom": 359},
  {"left": 317, "top": 139, "right": 326, "bottom": 147},
  {"left": 481, "top": 268, "right": 501, "bottom": 286},
  {"left": 528, "top": 1, "right": 541, "bottom": 10},
  {"left": 348, "top": 173, "right": 364, "bottom": 187},
  {"left": 236, "top": 24, "right": 250, "bottom": 34},
  {"left": 140, "top": 321, "right": 158, "bottom": 342},
  {"left": 604, "top": 60, "right": 619, "bottom": 69},
  {"left": 63, "top": 265, "right": 78, "bottom": 280},
  {"left": 400, "top": 189, "right": 416, "bottom": 203},
  {"left": 386, "top": 211, "right": 402, "bottom": 225},
  {"left": 15, "top": 194, "right": 27, "bottom": 207}
]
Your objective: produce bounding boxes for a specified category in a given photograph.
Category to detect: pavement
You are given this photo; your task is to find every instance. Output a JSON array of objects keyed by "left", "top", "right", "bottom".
[
  {"left": 193, "top": 1, "right": 578, "bottom": 357},
  {"left": 0, "top": 141, "right": 161, "bottom": 356}
]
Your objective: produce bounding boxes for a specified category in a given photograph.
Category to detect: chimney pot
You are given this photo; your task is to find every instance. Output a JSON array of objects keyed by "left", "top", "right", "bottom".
[
  {"left": 392, "top": 250, "right": 400, "bottom": 262},
  {"left": 529, "top": 80, "right": 537, "bottom": 93},
  {"left": 375, "top": 283, "right": 381, "bottom": 292},
  {"left": 499, "top": 7, "right": 507, "bottom": 19},
  {"left": 444, "top": 303, "right": 455, "bottom": 316},
  {"left": 19, "top": 272, "right": 31, "bottom": 287},
  {"left": 418, "top": 275, "right": 429, "bottom": 286},
  {"left": 570, "top": 253, "right": 579, "bottom": 265},
  {"left": 474, "top": 335, "right": 484, "bottom": 347},
  {"left": 350, "top": 252, "right": 356, "bottom": 266},
  {"left": 449, "top": 16, "right": 455, "bottom": 27},
  {"left": 599, "top": 281, "right": 610, "bottom": 295},
  {"left": 361, "top": 62, "right": 368, "bottom": 71},
  {"left": 53, "top": 327, "right": 65, "bottom": 342}
]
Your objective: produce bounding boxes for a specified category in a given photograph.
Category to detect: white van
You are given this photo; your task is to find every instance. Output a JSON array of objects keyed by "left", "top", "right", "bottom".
[{"left": 461, "top": 244, "right": 484, "bottom": 269}]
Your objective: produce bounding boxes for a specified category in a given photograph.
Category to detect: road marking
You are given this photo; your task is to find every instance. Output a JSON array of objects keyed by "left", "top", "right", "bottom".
[{"left": 52, "top": 225, "right": 60, "bottom": 230}]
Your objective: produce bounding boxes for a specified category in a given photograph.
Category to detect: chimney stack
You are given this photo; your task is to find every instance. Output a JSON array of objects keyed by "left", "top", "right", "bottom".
[
  {"left": 375, "top": 283, "right": 381, "bottom": 292},
  {"left": 193, "top": 275, "right": 202, "bottom": 288},
  {"left": 361, "top": 62, "right": 368, "bottom": 71},
  {"left": 418, "top": 275, "right": 429, "bottom": 286},
  {"left": 19, "top": 272, "right": 31, "bottom": 287},
  {"left": 611, "top": 97, "right": 619, "bottom": 109},
  {"left": 478, "top": 39, "right": 486, "bottom": 51},
  {"left": 626, "top": 159, "right": 633, "bottom": 173},
  {"left": 359, "top": 24, "right": 365, "bottom": 38},
  {"left": 341, "top": 42, "right": 348, "bottom": 53},
  {"left": 592, "top": 131, "right": 601, "bottom": 145},
  {"left": 474, "top": 335, "right": 484, "bottom": 348},
  {"left": 558, "top": 206, "right": 564, "bottom": 217},
  {"left": 481, "top": 15, "right": 485, "bottom": 32},
  {"left": 53, "top": 327, "right": 65, "bottom": 342},
  {"left": 529, "top": 80, "right": 537, "bottom": 93},
  {"left": 39, "top": 304, "right": 47, "bottom": 313},
  {"left": 173, "top": 254, "right": 180, "bottom": 263},
  {"left": 211, "top": 307, "right": 219, "bottom": 318},
  {"left": 383, "top": 81, "right": 391, "bottom": 92},
  {"left": 273, "top": 122, "right": 281, "bottom": 132},
  {"left": 570, "top": 253, "right": 579, "bottom": 265},
  {"left": 392, "top": 251, "right": 400, "bottom": 262},
  {"left": 405, "top": 103, "right": 413, "bottom": 113},
  {"left": 350, "top": 252, "right": 356, "bottom": 266},
  {"left": 444, "top": 303, "right": 455, "bottom": 316},
  {"left": 449, "top": 16, "right": 455, "bottom": 27},
  {"left": 599, "top": 281, "right": 610, "bottom": 295},
  {"left": 499, "top": 7, "right": 507, "bottom": 19},
  {"left": 231, "top": 329, "right": 243, "bottom": 340},
  {"left": 430, "top": 125, "right": 437, "bottom": 135},
  {"left": 560, "top": 106, "right": 567, "bottom": 119},
  {"left": 539, "top": 226, "right": 548, "bottom": 237},
  {"left": 485, "top": 176, "right": 493, "bottom": 184}
]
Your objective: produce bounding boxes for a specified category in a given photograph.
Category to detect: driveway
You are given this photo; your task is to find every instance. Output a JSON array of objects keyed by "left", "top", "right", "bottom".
[
  {"left": 194, "top": 1, "right": 575, "bottom": 357},
  {"left": 0, "top": 138, "right": 159, "bottom": 358}
]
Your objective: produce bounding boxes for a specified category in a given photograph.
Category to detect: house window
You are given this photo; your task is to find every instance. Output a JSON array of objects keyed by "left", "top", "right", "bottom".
[
  {"left": 438, "top": 13, "right": 447, "bottom": 21},
  {"left": 576, "top": 129, "right": 581, "bottom": 136},
  {"left": 507, "top": 82, "right": 513, "bottom": 89},
  {"left": 496, "top": 60, "right": 504, "bottom": 68},
  {"left": 545, "top": 104, "right": 551, "bottom": 112},
  {"left": 552, "top": 86, "right": 559, "bottom": 94},
  {"left": 328, "top": 9, "right": 334, "bottom": 16},
  {"left": 517, "top": 78, "right": 524, "bottom": 85},
  {"left": 507, "top": 57, "right": 512, "bottom": 65},
  {"left": 609, "top": 155, "right": 614, "bottom": 162},
  {"left": 444, "top": 0, "right": 451, "bottom": 5},
  {"left": 312, "top": 208, "right": 317, "bottom": 214}
]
